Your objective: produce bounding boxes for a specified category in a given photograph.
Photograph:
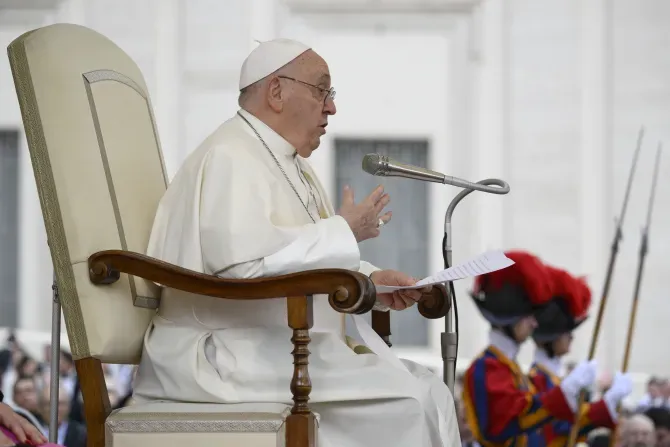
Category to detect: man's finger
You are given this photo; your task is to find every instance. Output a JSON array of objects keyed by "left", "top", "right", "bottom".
[
  {"left": 21, "top": 418, "right": 47, "bottom": 444},
  {"left": 391, "top": 272, "right": 417, "bottom": 288},
  {"left": 376, "top": 211, "right": 392, "bottom": 228},
  {"left": 6, "top": 418, "right": 27, "bottom": 443},
  {"left": 365, "top": 185, "right": 385, "bottom": 205},
  {"left": 399, "top": 289, "right": 422, "bottom": 302},
  {"left": 374, "top": 193, "right": 391, "bottom": 214},
  {"left": 341, "top": 185, "right": 354, "bottom": 206},
  {"left": 395, "top": 291, "right": 416, "bottom": 309},
  {"left": 391, "top": 293, "right": 409, "bottom": 310}
]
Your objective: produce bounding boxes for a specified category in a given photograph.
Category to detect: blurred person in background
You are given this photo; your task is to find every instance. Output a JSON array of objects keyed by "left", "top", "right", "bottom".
[
  {"left": 637, "top": 378, "right": 666, "bottom": 412},
  {"left": 0, "top": 351, "right": 10, "bottom": 400},
  {"left": 0, "top": 389, "right": 51, "bottom": 446},
  {"left": 586, "top": 428, "right": 613, "bottom": 447},
  {"left": 11, "top": 377, "right": 44, "bottom": 430},
  {"left": 662, "top": 381, "right": 670, "bottom": 407},
  {"left": 617, "top": 414, "right": 656, "bottom": 447},
  {"left": 529, "top": 264, "right": 633, "bottom": 446},
  {"left": 462, "top": 251, "right": 602, "bottom": 446},
  {"left": 455, "top": 400, "right": 480, "bottom": 447},
  {"left": 0, "top": 334, "right": 21, "bottom": 404},
  {"left": 15, "top": 356, "right": 41, "bottom": 379},
  {"left": 37, "top": 385, "right": 85, "bottom": 447},
  {"left": 643, "top": 407, "right": 670, "bottom": 447}
]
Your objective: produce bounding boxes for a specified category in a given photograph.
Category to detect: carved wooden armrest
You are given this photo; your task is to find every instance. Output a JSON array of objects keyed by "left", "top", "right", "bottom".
[
  {"left": 418, "top": 283, "right": 451, "bottom": 319},
  {"left": 372, "top": 283, "right": 451, "bottom": 347},
  {"left": 88, "top": 249, "right": 377, "bottom": 447},
  {"left": 88, "top": 250, "right": 376, "bottom": 314}
]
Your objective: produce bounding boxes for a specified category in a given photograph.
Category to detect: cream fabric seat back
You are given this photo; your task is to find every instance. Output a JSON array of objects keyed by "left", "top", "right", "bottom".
[{"left": 8, "top": 23, "right": 167, "bottom": 364}]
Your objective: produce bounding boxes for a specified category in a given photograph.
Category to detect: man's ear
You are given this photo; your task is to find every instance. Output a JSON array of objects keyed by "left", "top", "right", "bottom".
[{"left": 267, "top": 76, "right": 284, "bottom": 112}]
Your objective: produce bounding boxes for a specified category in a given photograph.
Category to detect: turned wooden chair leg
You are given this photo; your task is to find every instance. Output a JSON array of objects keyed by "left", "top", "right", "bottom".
[{"left": 286, "top": 295, "right": 317, "bottom": 447}]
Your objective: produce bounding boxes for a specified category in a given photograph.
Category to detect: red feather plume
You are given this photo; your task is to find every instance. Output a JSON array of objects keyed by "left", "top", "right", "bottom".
[
  {"left": 473, "top": 250, "right": 555, "bottom": 306},
  {"left": 544, "top": 265, "right": 592, "bottom": 319}
]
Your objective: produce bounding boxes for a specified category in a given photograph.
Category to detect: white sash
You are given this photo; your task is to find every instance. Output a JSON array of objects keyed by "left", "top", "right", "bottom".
[{"left": 349, "top": 314, "right": 411, "bottom": 374}]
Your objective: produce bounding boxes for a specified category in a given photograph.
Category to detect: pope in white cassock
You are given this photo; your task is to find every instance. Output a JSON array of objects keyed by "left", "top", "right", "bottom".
[{"left": 132, "top": 38, "right": 460, "bottom": 447}]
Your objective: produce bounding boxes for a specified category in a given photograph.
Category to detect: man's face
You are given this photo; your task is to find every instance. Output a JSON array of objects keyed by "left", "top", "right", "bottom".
[
  {"left": 552, "top": 332, "right": 573, "bottom": 356},
  {"left": 280, "top": 50, "right": 336, "bottom": 157},
  {"left": 512, "top": 315, "right": 538, "bottom": 342},
  {"left": 38, "top": 387, "right": 70, "bottom": 424},
  {"left": 13, "top": 378, "right": 38, "bottom": 411},
  {"left": 648, "top": 382, "right": 661, "bottom": 398},
  {"left": 622, "top": 421, "right": 655, "bottom": 447}
]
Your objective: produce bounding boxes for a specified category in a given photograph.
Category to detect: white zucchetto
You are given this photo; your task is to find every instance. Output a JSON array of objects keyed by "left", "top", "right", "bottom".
[{"left": 239, "top": 38, "right": 311, "bottom": 90}]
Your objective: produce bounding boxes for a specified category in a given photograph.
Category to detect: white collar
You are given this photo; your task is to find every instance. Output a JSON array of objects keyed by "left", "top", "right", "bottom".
[
  {"left": 237, "top": 108, "right": 297, "bottom": 158},
  {"left": 533, "top": 347, "right": 563, "bottom": 377},
  {"left": 489, "top": 329, "right": 520, "bottom": 360}
]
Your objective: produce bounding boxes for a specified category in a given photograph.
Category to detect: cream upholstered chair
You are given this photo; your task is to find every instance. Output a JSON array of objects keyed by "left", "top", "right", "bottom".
[{"left": 7, "top": 23, "right": 449, "bottom": 447}]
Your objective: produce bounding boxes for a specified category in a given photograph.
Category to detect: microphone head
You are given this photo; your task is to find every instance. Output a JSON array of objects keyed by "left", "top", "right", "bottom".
[{"left": 362, "top": 153, "right": 387, "bottom": 175}]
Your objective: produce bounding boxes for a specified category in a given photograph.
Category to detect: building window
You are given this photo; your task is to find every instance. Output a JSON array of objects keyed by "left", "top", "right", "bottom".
[
  {"left": 334, "top": 138, "right": 429, "bottom": 347},
  {"left": 0, "top": 130, "right": 19, "bottom": 328}
]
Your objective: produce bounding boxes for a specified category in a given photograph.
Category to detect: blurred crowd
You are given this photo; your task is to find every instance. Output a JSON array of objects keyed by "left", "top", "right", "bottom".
[
  {"left": 0, "top": 332, "right": 135, "bottom": 447},
  {"left": 455, "top": 372, "right": 670, "bottom": 447},
  {"left": 3, "top": 330, "right": 670, "bottom": 447}
]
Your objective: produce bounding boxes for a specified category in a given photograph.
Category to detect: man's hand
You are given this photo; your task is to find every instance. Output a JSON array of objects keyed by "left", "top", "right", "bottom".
[
  {"left": 603, "top": 372, "right": 633, "bottom": 417},
  {"left": 338, "top": 185, "right": 391, "bottom": 242},
  {"left": 370, "top": 270, "right": 432, "bottom": 310},
  {"left": 559, "top": 359, "right": 598, "bottom": 412},
  {"left": 0, "top": 403, "right": 47, "bottom": 445}
]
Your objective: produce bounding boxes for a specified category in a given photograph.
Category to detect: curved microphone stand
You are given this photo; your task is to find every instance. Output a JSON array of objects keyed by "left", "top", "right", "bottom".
[{"left": 442, "top": 179, "right": 510, "bottom": 395}]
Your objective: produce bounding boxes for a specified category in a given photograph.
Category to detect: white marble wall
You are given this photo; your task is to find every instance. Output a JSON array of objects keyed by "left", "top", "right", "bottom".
[
  {"left": 1, "top": 0, "right": 670, "bottom": 377},
  {"left": 606, "top": 0, "right": 670, "bottom": 375}
]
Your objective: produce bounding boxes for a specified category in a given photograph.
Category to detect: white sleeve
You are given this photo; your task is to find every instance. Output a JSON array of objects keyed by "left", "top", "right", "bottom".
[
  {"left": 359, "top": 261, "right": 381, "bottom": 277},
  {"left": 218, "top": 216, "right": 361, "bottom": 279},
  {"left": 199, "top": 146, "right": 361, "bottom": 279}
]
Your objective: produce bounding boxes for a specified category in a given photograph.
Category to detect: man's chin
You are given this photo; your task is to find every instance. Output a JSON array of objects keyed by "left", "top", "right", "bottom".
[{"left": 303, "top": 138, "right": 322, "bottom": 157}]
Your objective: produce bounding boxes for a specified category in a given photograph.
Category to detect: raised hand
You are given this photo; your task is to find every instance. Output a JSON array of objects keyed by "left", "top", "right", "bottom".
[{"left": 338, "top": 185, "right": 391, "bottom": 242}]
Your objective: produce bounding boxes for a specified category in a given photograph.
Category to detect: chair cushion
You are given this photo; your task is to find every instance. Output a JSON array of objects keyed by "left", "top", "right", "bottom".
[{"left": 106, "top": 401, "right": 318, "bottom": 447}]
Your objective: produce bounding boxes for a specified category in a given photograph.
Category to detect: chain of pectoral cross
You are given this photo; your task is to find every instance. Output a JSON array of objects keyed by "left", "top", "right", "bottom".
[{"left": 237, "top": 111, "right": 325, "bottom": 223}]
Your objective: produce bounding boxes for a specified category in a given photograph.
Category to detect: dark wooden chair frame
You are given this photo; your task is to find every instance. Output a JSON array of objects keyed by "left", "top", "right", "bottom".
[{"left": 78, "top": 249, "right": 451, "bottom": 447}]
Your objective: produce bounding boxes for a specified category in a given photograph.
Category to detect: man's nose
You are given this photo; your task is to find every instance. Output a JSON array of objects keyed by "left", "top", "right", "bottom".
[{"left": 324, "top": 97, "right": 336, "bottom": 115}]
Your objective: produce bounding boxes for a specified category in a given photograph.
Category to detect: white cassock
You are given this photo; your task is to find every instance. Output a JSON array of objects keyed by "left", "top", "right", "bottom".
[{"left": 132, "top": 108, "right": 460, "bottom": 447}]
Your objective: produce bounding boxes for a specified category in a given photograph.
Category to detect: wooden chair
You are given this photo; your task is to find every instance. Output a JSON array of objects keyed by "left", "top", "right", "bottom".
[{"left": 7, "top": 23, "right": 449, "bottom": 447}]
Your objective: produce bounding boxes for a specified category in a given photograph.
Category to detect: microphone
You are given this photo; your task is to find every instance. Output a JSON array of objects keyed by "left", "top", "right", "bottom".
[
  {"left": 361, "top": 152, "right": 511, "bottom": 396},
  {"left": 361, "top": 153, "right": 510, "bottom": 194}
]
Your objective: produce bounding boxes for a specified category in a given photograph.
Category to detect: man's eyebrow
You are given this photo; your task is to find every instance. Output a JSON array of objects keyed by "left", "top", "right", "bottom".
[{"left": 317, "top": 73, "right": 331, "bottom": 84}]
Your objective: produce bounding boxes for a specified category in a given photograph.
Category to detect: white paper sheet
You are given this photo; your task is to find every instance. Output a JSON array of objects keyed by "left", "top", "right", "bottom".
[{"left": 374, "top": 250, "right": 514, "bottom": 294}]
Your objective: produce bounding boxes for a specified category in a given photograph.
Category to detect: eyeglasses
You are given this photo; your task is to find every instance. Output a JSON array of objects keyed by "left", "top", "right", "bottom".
[{"left": 277, "top": 75, "right": 336, "bottom": 103}]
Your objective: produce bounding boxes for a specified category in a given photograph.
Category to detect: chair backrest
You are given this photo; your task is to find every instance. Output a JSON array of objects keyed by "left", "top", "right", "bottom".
[{"left": 7, "top": 24, "right": 168, "bottom": 364}]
